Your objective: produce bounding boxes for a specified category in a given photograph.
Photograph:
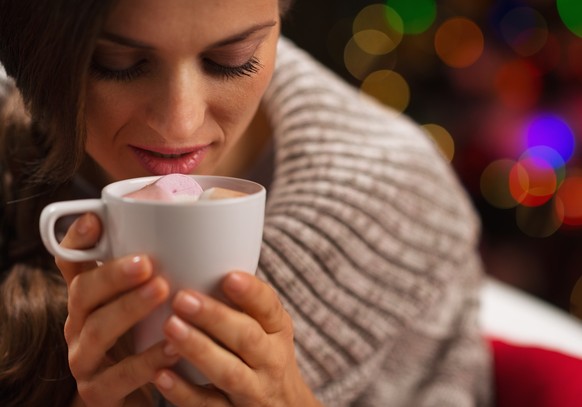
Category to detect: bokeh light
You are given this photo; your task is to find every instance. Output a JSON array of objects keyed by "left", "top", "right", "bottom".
[
  {"left": 360, "top": 70, "right": 410, "bottom": 112},
  {"left": 281, "top": 0, "right": 582, "bottom": 317},
  {"left": 353, "top": 4, "right": 404, "bottom": 54},
  {"left": 385, "top": 0, "right": 436, "bottom": 35},
  {"left": 344, "top": 37, "right": 378, "bottom": 80},
  {"left": 422, "top": 124, "right": 455, "bottom": 162},
  {"left": 331, "top": 1, "right": 582, "bottom": 240},
  {"left": 526, "top": 114, "right": 576, "bottom": 164},
  {"left": 499, "top": 7, "right": 548, "bottom": 57},
  {"left": 435, "top": 17, "right": 484, "bottom": 68},
  {"left": 509, "top": 157, "right": 557, "bottom": 207},
  {"left": 353, "top": 30, "right": 395, "bottom": 55},
  {"left": 520, "top": 146, "right": 566, "bottom": 185},
  {"left": 516, "top": 202, "right": 562, "bottom": 238},
  {"left": 480, "top": 159, "right": 519, "bottom": 209},
  {"left": 494, "top": 60, "right": 542, "bottom": 110},
  {"left": 557, "top": 0, "right": 582, "bottom": 38},
  {"left": 555, "top": 176, "right": 582, "bottom": 226}
]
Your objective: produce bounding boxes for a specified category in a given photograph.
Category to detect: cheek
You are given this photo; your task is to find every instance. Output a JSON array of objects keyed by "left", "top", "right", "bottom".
[
  {"left": 85, "top": 82, "right": 137, "bottom": 140},
  {"left": 217, "top": 57, "right": 276, "bottom": 123},
  {"left": 85, "top": 83, "right": 115, "bottom": 134}
]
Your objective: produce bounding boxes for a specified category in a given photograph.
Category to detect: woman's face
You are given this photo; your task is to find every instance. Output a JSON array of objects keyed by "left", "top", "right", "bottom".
[{"left": 85, "top": 0, "right": 280, "bottom": 181}]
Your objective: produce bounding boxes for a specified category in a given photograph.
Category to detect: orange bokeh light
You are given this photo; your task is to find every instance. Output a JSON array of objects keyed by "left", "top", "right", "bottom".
[
  {"left": 555, "top": 176, "right": 582, "bottom": 226},
  {"left": 509, "top": 158, "right": 557, "bottom": 207},
  {"left": 495, "top": 60, "right": 542, "bottom": 110},
  {"left": 434, "top": 17, "right": 484, "bottom": 68}
]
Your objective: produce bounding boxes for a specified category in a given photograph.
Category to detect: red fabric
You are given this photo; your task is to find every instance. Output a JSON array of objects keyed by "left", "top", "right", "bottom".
[{"left": 490, "top": 338, "right": 582, "bottom": 407}]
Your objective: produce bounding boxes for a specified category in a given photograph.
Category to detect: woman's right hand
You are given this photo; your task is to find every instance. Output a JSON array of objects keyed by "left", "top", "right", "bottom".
[{"left": 56, "top": 213, "right": 180, "bottom": 407}]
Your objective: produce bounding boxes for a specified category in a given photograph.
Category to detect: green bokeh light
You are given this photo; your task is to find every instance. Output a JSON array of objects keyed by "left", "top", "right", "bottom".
[
  {"left": 557, "top": 0, "right": 582, "bottom": 37},
  {"left": 385, "top": 0, "right": 436, "bottom": 34}
]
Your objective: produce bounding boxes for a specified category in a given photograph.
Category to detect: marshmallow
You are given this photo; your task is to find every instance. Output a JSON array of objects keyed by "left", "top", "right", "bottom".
[{"left": 124, "top": 174, "right": 204, "bottom": 202}]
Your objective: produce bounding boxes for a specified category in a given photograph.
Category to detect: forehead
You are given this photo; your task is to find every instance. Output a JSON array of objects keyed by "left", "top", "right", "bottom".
[{"left": 103, "top": 0, "right": 279, "bottom": 45}]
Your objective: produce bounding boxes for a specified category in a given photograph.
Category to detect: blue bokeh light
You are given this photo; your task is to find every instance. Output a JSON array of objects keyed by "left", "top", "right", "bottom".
[
  {"left": 521, "top": 145, "right": 566, "bottom": 170},
  {"left": 525, "top": 114, "right": 575, "bottom": 163}
]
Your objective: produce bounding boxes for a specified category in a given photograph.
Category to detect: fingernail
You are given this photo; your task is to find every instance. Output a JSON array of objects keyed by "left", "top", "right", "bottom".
[
  {"left": 175, "top": 292, "right": 201, "bottom": 315},
  {"left": 167, "top": 316, "right": 189, "bottom": 340},
  {"left": 123, "top": 256, "right": 144, "bottom": 276},
  {"left": 139, "top": 279, "right": 162, "bottom": 299},
  {"left": 156, "top": 371, "right": 174, "bottom": 390},
  {"left": 75, "top": 214, "right": 91, "bottom": 235},
  {"left": 224, "top": 272, "right": 249, "bottom": 293}
]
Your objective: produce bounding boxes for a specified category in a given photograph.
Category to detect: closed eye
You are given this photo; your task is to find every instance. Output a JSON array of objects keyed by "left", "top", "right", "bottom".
[
  {"left": 90, "top": 60, "right": 148, "bottom": 82},
  {"left": 203, "top": 56, "right": 263, "bottom": 79}
]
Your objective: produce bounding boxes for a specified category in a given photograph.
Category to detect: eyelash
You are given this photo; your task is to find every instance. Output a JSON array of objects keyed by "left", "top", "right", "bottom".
[
  {"left": 89, "top": 57, "right": 263, "bottom": 83},
  {"left": 90, "top": 60, "right": 147, "bottom": 82},
  {"left": 203, "top": 56, "right": 263, "bottom": 79}
]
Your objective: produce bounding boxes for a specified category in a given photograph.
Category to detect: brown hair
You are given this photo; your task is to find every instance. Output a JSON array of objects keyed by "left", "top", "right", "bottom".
[
  {"left": 0, "top": 1, "right": 116, "bottom": 403},
  {"left": 0, "top": 0, "right": 294, "bottom": 405}
]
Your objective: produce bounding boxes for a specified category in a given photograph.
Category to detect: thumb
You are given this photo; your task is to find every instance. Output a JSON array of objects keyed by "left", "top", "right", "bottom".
[{"left": 54, "top": 212, "right": 102, "bottom": 286}]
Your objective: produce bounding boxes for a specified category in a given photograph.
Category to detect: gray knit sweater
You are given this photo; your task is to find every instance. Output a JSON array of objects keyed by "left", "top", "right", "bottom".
[
  {"left": 0, "top": 36, "right": 492, "bottom": 406},
  {"left": 255, "top": 38, "right": 493, "bottom": 406}
]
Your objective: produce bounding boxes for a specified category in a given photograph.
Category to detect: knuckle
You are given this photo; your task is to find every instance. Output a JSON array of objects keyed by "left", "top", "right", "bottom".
[
  {"left": 219, "top": 362, "right": 247, "bottom": 392},
  {"left": 116, "top": 358, "right": 141, "bottom": 388},
  {"left": 77, "top": 381, "right": 102, "bottom": 405},
  {"left": 69, "top": 349, "right": 88, "bottom": 379},
  {"left": 261, "top": 297, "right": 283, "bottom": 324},
  {"left": 238, "top": 322, "right": 264, "bottom": 353},
  {"left": 67, "top": 277, "right": 84, "bottom": 310},
  {"left": 82, "top": 319, "right": 106, "bottom": 349},
  {"left": 63, "top": 316, "right": 75, "bottom": 344},
  {"left": 67, "top": 346, "right": 79, "bottom": 367},
  {"left": 281, "top": 311, "right": 294, "bottom": 337},
  {"left": 54, "top": 256, "right": 68, "bottom": 273}
]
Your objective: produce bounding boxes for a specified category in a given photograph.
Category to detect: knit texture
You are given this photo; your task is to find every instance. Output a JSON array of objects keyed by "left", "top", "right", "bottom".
[
  {"left": 0, "top": 37, "right": 493, "bottom": 406},
  {"left": 256, "top": 38, "right": 493, "bottom": 406}
]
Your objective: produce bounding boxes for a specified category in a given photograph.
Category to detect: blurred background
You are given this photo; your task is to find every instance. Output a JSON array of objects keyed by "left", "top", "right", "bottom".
[{"left": 282, "top": 0, "right": 582, "bottom": 312}]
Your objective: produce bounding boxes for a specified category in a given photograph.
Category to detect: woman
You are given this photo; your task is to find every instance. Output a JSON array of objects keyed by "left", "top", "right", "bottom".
[{"left": 0, "top": 0, "right": 493, "bottom": 406}]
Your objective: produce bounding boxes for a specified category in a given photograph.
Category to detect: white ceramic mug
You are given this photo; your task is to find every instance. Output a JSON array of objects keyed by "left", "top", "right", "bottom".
[{"left": 39, "top": 175, "right": 266, "bottom": 384}]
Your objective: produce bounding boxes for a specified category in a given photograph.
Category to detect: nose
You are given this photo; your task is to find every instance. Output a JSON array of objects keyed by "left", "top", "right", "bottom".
[{"left": 146, "top": 67, "right": 205, "bottom": 141}]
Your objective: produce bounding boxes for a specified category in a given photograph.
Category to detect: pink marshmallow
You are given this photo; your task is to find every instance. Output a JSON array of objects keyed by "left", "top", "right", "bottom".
[{"left": 124, "top": 174, "right": 204, "bottom": 202}]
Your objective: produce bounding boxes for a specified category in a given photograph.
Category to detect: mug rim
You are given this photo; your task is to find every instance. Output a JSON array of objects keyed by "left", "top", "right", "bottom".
[{"left": 102, "top": 175, "right": 266, "bottom": 206}]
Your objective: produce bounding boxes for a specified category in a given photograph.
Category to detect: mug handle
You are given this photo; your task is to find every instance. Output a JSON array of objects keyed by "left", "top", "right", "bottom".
[{"left": 39, "top": 199, "right": 110, "bottom": 262}]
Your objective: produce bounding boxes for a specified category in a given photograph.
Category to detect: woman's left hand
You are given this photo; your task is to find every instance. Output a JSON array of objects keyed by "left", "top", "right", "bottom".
[{"left": 152, "top": 271, "right": 322, "bottom": 407}]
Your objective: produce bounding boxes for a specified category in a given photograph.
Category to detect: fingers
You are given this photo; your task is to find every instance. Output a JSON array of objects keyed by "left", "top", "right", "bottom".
[
  {"left": 64, "top": 255, "right": 157, "bottom": 350},
  {"left": 171, "top": 290, "right": 270, "bottom": 369},
  {"left": 161, "top": 273, "right": 294, "bottom": 397},
  {"left": 157, "top": 274, "right": 309, "bottom": 406},
  {"left": 154, "top": 369, "right": 230, "bottom": 407},
  {"left": 67, "top": 255, "right": 153, "bottom": 320},
  {"left": 68, "top": 275, "right": 170, "bottom": 379},
  {"left": 76, "top": 341, "right": 180, "bottom": 405},
  {"left": 56, "top": 213, "right": 103, "bottom": 285},
  {"left": 221, "top": 272, "right": 292, "bottom": 335},
  {"left": 163, "top": 314, "right": 257, "bottom": 394}
]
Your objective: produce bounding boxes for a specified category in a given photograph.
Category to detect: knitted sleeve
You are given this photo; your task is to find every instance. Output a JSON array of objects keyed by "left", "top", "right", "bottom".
[{"left": 256, "top": 39, "right": 492, "bottom": 406}]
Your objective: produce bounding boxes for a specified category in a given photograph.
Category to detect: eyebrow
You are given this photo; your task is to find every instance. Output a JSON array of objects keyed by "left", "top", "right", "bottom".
[{"left": 99, "top": 20, "right": 278, "bottom": 50}]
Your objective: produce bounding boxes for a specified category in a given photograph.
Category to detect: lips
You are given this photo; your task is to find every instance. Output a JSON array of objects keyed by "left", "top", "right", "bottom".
[{"left": 130, "top": 145, "right": 209, "bottom": 175}]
